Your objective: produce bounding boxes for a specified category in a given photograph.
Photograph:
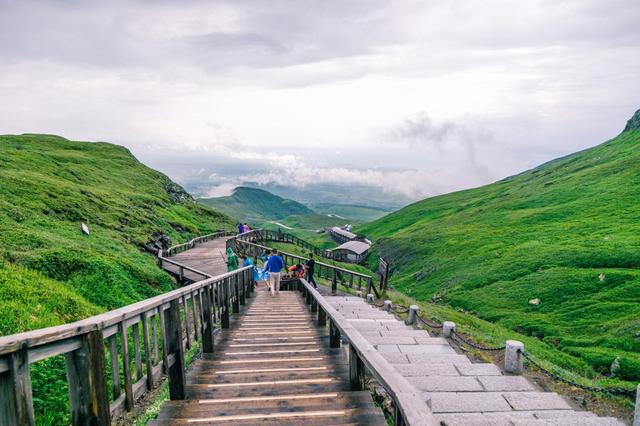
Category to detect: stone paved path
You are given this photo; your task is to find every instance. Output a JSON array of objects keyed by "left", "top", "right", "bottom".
[{"left": 327, "top": 296, "right": 624, "bottom": 426}]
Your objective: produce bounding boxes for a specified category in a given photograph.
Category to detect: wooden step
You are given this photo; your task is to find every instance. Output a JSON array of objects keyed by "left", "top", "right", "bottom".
[
  {"left": 187, "top": 368, "right": 348, "bottom": 384},
  {"left": 157, "top": 391, "right": 376, "bottom": 416},
  {"left": 149, "top": 407, "right": 387, "bottom": 425},
  {"left": 185, "top": 381, "right": 353, "bottom": 398}
]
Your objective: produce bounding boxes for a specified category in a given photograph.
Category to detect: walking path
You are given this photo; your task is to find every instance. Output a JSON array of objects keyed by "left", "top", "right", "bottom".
[
  {"left": 161, "top": 238, "right": 231, "bottom": 281},
  {"left": 150, "top": 288, "right": 386, "bottom": 425},
  {"left": 327, "top": 295, "right": 623, "bottom": 426}
]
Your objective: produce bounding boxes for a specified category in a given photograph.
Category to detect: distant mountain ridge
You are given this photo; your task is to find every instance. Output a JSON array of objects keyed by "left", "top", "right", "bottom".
[{"left": 198, "top": 186, "right": 314, "bottom": 223}]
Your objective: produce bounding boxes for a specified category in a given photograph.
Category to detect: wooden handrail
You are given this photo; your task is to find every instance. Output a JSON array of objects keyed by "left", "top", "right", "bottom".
[
  {"left": 232, "top": 230, "right": 380, "bottom": 297},
  {"left": 0, "top": 263, "right": 254, "bottom": 425},
  {"left": 297, "top": 278, "right": 437, "bottom": 425}
]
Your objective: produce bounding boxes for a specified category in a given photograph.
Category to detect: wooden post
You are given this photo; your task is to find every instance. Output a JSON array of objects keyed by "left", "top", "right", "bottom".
[
  {"left": 329, "top": 319, "right": 340, "bottom": 348},
  {"left": 132, "top": 322, "right": 143, "bottom": 381},
  {"left": 311, "top": 296, "right": 318, "bottom": 313},
  {"left": 181, "top": 296, "right": 192, "bottom": 349},
  {"left": 118, "top": 322, "right": 134, "bottom": 410},
  {"left": 65, "top": 330, "right": 110, "bottom": 426},
  {"left": 232, "top": 275, "right": 240, "bottom": 313},
  {"left": 0, "top": 349, "right": 35, "bottom": 426},
  {"left": 192, "top": 292, "right": 201, "bottom": 342},
  {"left": 151, "top": 314, "right": 159, "bottom": 364},
  {"left": 164, "top": 299, "right": 186, "bottom": 400},
  {"left": 366, "top": 277, "right": 372, "bottom": 295},
  {"left": 306, "top": 287, "right": 312, "bottom": 305},
  {"left": 318, "top": 306, "right": 327, "bottom": 327},
  {"left": 239, "top": 270, "right": 246, "bottom": 306},
  {"left": 331, "top": 269, "right": 337, "bottom": 295},
  {"left": 141, "top": 313, "right": 154, "bottom": 391},
  {"left": 201, "top": 284, "right": 215, "bottom": 354},
  {"left": 349, "top": 344, "right": 365, "bottom": 391},
  {"left": 108, "top": 335, "right": 121, "bottom": 400},
  {"left": 221, "top": 278, "right": 230, "bottom": 329},
  {"left": 158, "top": 306, "right": 170, "bottom": 374}
]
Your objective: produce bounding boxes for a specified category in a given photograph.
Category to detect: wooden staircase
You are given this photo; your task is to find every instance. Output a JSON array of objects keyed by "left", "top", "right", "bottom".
[{"left": 150, "top": 288, "right": 387, "bottom": 425}]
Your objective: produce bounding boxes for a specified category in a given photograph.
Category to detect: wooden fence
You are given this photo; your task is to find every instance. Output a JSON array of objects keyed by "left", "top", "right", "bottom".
[
  {"left": 230, "top": 230, "right": 380, "bottom": 298},
  {"left": 0, "top": 266, "right": 253, "bottom": 425}
]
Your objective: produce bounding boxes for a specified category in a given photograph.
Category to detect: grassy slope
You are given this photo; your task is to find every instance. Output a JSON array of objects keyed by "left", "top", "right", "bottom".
[
  {"left": 198, "top": 186, "right": 313, "bottom": 223},
  {"left": 0, "top": 134, "right": 235, "bottom": 332},
  {"left": 359, "top": 129, "right": 640, "bottom": 383},
  {"left": 0, "top": 134, "right": 234, "bottom": 423}
]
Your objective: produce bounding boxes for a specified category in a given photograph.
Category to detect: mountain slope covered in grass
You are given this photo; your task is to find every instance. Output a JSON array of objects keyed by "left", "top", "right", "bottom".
[
  {"left": 360, "top": 111, "right": 640, "bottom": 383},
  {"left": 199, "top": 186, "right": 313, "bottom": 222},
  {"left": 0, "top": 134, "right": 234, "bottom": 335}
]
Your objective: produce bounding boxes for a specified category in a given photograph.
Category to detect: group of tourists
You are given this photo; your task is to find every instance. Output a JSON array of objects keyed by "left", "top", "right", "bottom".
[
  {"left": 236, "top": 223, "right": 251, "bottom": 234},
  {"left": 225, "top": 247, "right": 318, "bottom": 296}
]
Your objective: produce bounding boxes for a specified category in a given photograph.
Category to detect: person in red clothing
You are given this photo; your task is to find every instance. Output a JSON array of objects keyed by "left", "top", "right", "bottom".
[{"left": 287, "top": 262, "right": 306, "bottom": 279}]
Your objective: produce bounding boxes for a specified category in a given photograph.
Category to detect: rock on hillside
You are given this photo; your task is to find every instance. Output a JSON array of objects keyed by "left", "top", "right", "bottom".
[{"left": 623, "top": 108, "right": 640, "bottom": 132}]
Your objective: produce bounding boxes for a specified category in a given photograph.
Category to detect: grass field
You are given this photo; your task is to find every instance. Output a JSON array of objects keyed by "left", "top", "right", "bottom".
[
  {"left": 0, "top": 134, "right": 234, "bottom": 423},
  {"left": 359, "top": 124, "right": 640, "bottom": 388}
]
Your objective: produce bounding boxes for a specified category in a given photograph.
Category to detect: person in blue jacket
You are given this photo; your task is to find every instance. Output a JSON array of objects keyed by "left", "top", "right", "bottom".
[
  {"left": 239, "top": 254, "right": 256, "bottom": 288},
  {"left": 263, "top": 248, "right": 284, "bottom": 296}
]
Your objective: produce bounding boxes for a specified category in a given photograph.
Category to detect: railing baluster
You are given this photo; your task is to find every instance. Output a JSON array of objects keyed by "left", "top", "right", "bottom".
[
  {"left": 118, "top": 322, "right": 134, "bottom": 410},
  {"left": 349, "top": 344, "right": 365, "bottom": 391},
  {"left": 221, "top": 278, "right": 230, "bottom": 328},
  {"left": 192, "top": 292, "right": 201, "bottom": 342},
  {"left": 158, "top": 306, "right": 170, "bottom": 374},
  {"left": 0, "top": 349, "right": 35, "bottom": 426},
  {"left": 329, "top": 319, "right": 340, "bottom": 348},
  {"left": 151, "top": 314, "right": 159, "bottom": 365},
  {"left": 181, "top": 296, "right": 192, "bottom": 349},
  {"left": 232, "top": 275, "right": 240, "bottom": 314},
  {"left": 108, "top": 335, "right": 121, "bottom": 400},
  {"left": 65, "top": 330, "right": 110, "bottom": 425},
  {"left": 164, "top": 299, "right": 186, "bottom": 400},
  {"left": 132, "top": 322, "right": 143, "bottom": 382},
  {"left": 201, "top": 285, "right": 215, "bottom": 353},
  {"left": 142, "top": 313, "right": 154, "bottom": 391}
]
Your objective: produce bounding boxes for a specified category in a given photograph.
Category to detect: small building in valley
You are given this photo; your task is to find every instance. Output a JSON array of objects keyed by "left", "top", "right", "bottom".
[
  {"left": 328, "top": 226, "right": 358, "bottom": 244},
  {"left": 331, "top": 240, "right": 371, "bottom": 263}
]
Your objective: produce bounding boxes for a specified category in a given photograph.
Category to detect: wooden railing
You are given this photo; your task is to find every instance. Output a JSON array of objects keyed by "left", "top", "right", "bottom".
[
  {"left": 230, "top": 230, "right": 380, "bottom": 298},
  {"left": 0, "top": 266, "right": 253, "bottom": 425},
  {"left": 160, "top": 230, "right": 236, "bottom": 257},
  {"left": 256, "top": 229, "right": 331, "bottom": 258},
  {"left": 157, "top": 230, "right": 236, "bottom": 282},
  {"left": 296, "top": 278, "right": 437, "bottom": 426}
]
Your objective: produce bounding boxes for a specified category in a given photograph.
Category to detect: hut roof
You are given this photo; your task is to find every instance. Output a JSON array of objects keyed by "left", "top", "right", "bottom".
[
  {"left": 333, "top": 240, "right": 371, "bottom": 255},
  {"left": 330, "top": 226, "right": 357, "bottom": 240}
]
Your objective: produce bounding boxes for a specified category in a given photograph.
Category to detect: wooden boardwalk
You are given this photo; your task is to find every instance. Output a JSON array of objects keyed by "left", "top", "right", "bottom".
[
  {"left": 161, "top": 238, "right": 231, "bottom": 282},
  {"left": 150, "top": 288, "right": 386, "bottom": 425}
]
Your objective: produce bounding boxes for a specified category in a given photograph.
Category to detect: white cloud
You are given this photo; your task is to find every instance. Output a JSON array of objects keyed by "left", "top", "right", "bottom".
[{"left": 0, "top": 0, "right": 638, "bottom": 201}]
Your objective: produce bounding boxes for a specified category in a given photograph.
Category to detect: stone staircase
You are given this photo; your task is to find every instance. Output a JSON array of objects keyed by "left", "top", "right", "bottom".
[{"left": 327, "top": 296, "right": 624, "bottom": 426}]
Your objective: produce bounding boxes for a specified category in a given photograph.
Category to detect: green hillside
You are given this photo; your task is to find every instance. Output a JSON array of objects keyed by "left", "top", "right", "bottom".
[
  {"left": 198, "top": 186, "right": 313, "bottom": 223},
  {"left": 359, "top": 111, "right": 640, "bottom": 383},
  {"left": 0, "top": 134, "right": 234, "bottom": 334}
]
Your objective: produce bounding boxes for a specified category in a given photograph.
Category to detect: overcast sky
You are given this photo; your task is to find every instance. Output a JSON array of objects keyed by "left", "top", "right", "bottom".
[{"left": 1, "top": 0, "right": 639, "bottom": 200}]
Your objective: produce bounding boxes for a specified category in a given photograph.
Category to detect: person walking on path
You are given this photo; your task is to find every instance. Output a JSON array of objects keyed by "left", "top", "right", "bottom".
[
  {"left": 240, "top": 254, "right": 257, "bottom": 288},
  {"left": 263, "top": 248, "right": 284, "bottom": 296},
  {"left": 305, "top": 253, "right": 317, "bottom": 289},
  {"left": 226, "top": 247, "right": 239, "bottom": 272}
]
